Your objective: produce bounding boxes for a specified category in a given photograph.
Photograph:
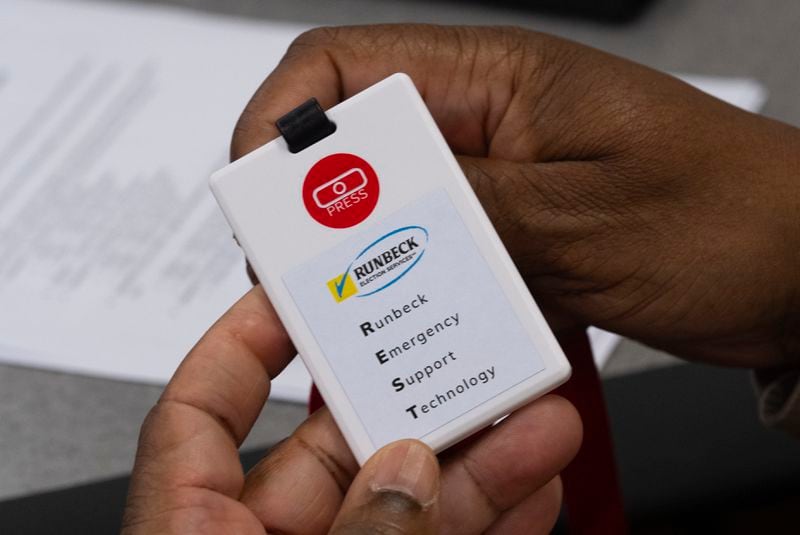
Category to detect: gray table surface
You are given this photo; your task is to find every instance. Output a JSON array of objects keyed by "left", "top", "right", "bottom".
[{"left": 2, "top": 0, "right": 798, "bottom": 501}]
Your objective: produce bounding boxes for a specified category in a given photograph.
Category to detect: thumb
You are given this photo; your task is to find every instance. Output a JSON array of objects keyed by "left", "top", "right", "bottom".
[{"left": 329, "top": 440, "right": 440, "bottom": 535}]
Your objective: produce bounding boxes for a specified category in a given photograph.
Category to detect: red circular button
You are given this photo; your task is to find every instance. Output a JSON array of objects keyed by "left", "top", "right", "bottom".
[{"left": 302, "top": 153, "right": 380, "bottom": 229}]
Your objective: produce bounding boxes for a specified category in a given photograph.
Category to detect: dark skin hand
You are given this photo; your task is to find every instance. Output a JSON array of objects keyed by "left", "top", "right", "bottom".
[
  {"left": 233, "top": 25, "right": 800, "bottom": 369},
  {"left": 122, "top": 287, "right": 580, "bottom": 534},
  {"left": 124, "top": 25, "right": 800, "bottom": 533}
]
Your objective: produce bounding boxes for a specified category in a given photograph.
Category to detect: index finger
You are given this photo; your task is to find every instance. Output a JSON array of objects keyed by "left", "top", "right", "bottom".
[
  {"left": 231, "top": 25, "right": 546, "bottom": 160},
  {"left": 125, "top": 286, "right": 294, "bottom": 516}
]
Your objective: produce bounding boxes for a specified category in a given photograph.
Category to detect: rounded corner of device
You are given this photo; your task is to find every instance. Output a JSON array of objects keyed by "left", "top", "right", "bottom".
[
  {"left": 386, "top": 72, "right": 422, "bottom": 99},
  {"left": 553, "top": 361, "right": 572, "bottom": 386},
  {"left": 208, "top": 169, "right": 225, "bottom": 192},
  {"left": 390, "top": 71, "right": 414, "bottom": 85}
]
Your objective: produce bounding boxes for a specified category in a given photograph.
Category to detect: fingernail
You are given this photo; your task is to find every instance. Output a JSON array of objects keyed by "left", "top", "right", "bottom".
[{"left": 370, "top": 441, "right": 438, "bottom": 507}]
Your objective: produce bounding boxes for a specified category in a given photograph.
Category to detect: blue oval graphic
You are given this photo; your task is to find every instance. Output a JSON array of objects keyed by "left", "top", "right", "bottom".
[{"left": 341, "top": 225, "right": 428, "bottom": 298}]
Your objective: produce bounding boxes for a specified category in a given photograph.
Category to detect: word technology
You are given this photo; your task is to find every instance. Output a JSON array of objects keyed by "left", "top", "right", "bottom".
[{"left": 405, "top": 367, "right": 497, "bottom": 419}]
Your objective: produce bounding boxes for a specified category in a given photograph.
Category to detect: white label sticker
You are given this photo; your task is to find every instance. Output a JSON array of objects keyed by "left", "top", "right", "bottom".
[{"left": 283, "top": 189, "right": 545, "bottom": 446}]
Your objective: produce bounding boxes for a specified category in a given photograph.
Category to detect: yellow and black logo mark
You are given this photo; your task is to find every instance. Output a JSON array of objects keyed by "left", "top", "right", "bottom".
[{"left": 327, "top": 273, "right": 358, "bottom": 302}]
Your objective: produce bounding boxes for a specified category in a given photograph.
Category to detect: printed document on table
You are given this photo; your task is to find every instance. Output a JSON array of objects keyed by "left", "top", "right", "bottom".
[
  {"left": 0, "top": 0, "right": 311, "bottom": 400},
  {"left": 0, "top": 0, "right": 768, "bottom": 400}
]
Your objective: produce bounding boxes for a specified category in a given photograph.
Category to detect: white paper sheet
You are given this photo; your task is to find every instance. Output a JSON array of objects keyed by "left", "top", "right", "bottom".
[
  {"left": 0, "top": 0, "right": 768, "bottom": 400},
  {"left": 0, "top": 0, "right": 313, "bottom": 400}
]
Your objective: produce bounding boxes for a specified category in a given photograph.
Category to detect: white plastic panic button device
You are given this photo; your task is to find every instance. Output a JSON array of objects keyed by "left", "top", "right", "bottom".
[{"left": 210, "top": 73, "right": 571, "bottom": 464}]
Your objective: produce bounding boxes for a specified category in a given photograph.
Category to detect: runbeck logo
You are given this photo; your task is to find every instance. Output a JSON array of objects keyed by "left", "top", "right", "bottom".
[{"left": 327, "top": 226, "right": 428, "bottom": 303}]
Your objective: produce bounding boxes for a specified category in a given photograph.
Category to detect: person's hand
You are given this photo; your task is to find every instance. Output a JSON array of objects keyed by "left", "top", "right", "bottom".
[
  {"left": 232, "top": 25, "right": 800, "bottom": 369},
  {"left": 122, "top": 286, "right": 581, "bottom": 534}
]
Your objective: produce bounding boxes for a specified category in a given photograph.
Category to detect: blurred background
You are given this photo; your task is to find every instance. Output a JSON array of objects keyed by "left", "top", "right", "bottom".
[{"left": 1, "top": 0, "right": 798, "bottom": 532}]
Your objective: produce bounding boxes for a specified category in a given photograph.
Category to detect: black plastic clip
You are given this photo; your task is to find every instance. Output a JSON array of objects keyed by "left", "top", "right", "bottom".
[{"left": 276, "top": 98, "right": 336, "bottom": 153}]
